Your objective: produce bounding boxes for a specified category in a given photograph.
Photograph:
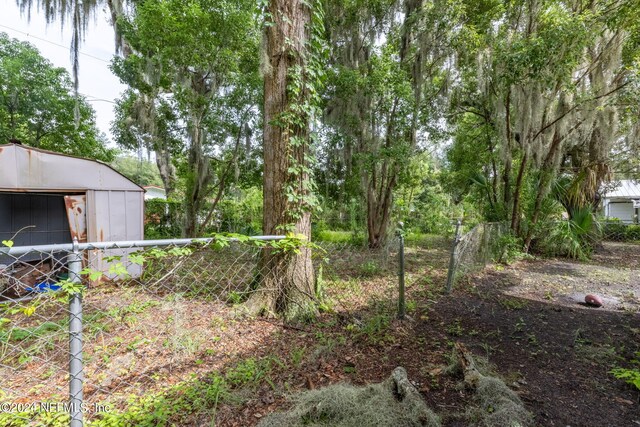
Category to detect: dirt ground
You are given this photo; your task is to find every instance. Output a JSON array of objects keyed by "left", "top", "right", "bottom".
[
  {"left": 216, "top": 240, "right": 640, "bottom": 426},
  {"left": 416, "top": 242, "right": 640, "bottom": 426},
  {"left": 2, "top": 239, "right": 639, "bottom": 426}
]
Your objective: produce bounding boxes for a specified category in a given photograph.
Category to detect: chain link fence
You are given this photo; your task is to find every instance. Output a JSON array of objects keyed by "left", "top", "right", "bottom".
[
  {"left": 0, "top": 234, "right": 407, "bottom": 426},
  {"left": 4, "top": 219, "right": 633, "bottom": 426},
  {"left": 445, "top": 222, "right": 509, "bottom": 292},
  {"left": 601, "top": 220, "right": 640, "bottom": 242}
]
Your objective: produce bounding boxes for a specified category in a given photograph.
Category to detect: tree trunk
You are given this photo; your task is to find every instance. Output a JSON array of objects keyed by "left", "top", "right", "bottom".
[
  {"left": 510, "top": 152, "right": 528, "bottom": 234},
  {"left": 366, "top": 170, "right": 396, "bottom": 249},
  {"left": 155, "top": 144, "right": 176, "bottom": 199},
  {"left": 524, "top": 131, "right": 562, "bottom": 251},
  {"left": 246, "top": 0, "right": 315, "bottom": 319},
  {"left": 183, "top": 111, "right": 210, "bottom": 237},
  {"left": 503, "top": 91, "right": 513, "bottom": 213}
]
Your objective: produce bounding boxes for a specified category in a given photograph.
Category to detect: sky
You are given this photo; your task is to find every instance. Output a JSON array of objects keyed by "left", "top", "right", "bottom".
[{"left": 0, "top": 0, "right": 127, "bottom": 142}]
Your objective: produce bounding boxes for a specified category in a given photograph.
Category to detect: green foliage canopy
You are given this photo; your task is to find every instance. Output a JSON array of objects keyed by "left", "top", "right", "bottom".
[{"left": 0, "top": 32, "right": 113, "bottom": 161}]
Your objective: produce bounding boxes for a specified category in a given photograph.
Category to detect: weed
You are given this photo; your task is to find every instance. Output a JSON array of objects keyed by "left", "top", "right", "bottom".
[
  {"left": 575, "top": 341, "right": 620, "bottom": 365},
  {"left": 359, "top": 313, "right": 393, "bottom": 345},
  {"left": 406, "top": 300, "right": 417, "bottom": 313},
  {"left": 209, "top": 316, "right": 226, "bottom": 330},
  {"left": 360, "top": 260, "right": 381, "bottom": 277},
  {"left": 573, "top": 329, "right": 591, "bottom": 346},
  {"left": 479, "top": 342, "right": 495, "bottom": 359},
  {"left": 226, "top": 358, "right": 270, "bottom": 387},
  {"left": 0, "top": 321, "right": 62, "bottom": 343},
  {"left": 126, "top": 336, "right": 152, "bottom": 352},
  {"left": 290, "top": 347, "right": 306, "bottom": 367},
  {"left": 312, "top": 334, "right": 346, "bottom": 359},
  {"left": 226, "top": 291, "right": 243, "bottom": 305},
  {"left": 314, "top": 230, "right": 355, "bottom": 243},
  {"left": 343, "top": 365, "right": 356, "bottom": 374},
  {"left": 610, "top": 352, "right": 640, "bottom": 391},
  {"left": 514, "top": 318, "right": 526, "bottom": 333},
  {"left": 447, "top": 319, "right": 464, "bottom": 337},
  {"left": 167, "top": 298, "right": 205, "bottom": 356},
  {"left": 495, "top": 233, "right": 526, "bottom": 264},
  {"left": 499, "top": 298, "right": 527, "bottom": 310},
  {"left": 108, "top": 300, "right": 159, "bottom": 327}
]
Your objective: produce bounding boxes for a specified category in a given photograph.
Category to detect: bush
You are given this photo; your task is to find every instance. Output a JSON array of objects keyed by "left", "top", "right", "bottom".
[
  {"left": 625, "top": 225, "right": 640, "bottom": 241},
  {"left": 145, "top": 199, "right": 183, "bottom": 239},
  {"left": 602, "top": 219, "right": 628, "bottom": 241},
  {"left": 495, "top": 233, "right": 525, "bottom": 264},
  {"left": 538, "top": 210, "right": 600, "bottom": 260},
  {"left": 216, "top": 187, "right": 262, "bottom": 235}
]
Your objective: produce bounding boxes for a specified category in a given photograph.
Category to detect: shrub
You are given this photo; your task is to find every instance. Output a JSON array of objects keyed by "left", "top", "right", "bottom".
[
  {"left": 538, "top": 209, "right": 600, "bottom": 260},
  {"left": 625, "top": 225, "right": 640, "bottom": 241},
  {"left": 145, "top": 199, "right": 183, "bottom": 239},
  {"left": 602, "top": 219, "right": 628, "bottom": 241},
  {"left": 495, "top": 233, "right": 525, "bottom": 264}
]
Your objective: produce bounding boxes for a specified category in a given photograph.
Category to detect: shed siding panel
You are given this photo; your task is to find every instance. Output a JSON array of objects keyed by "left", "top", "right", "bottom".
[
  {"left": 93, "top": 191, "right": 111, "bottom": 241},
  {"left": 125, "top": 191, "right": 143, "bottom": 240},
  {"left": 85, "top": 190, "right": 97, "bottom": 242},
  {"left": 108, "top": 191, "right": 128, "bottom": 241},
  {"left": 88, "top": 190, "right": 143, "bottom": 242},
  {"left": 88, "top": 190, "right": 143, "bottom": 279}
]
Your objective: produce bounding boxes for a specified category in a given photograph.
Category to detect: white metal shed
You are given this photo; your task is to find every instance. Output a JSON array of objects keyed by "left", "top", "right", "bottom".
[{"left": 0, "top": 143, "right": 144, "bottom": 276}]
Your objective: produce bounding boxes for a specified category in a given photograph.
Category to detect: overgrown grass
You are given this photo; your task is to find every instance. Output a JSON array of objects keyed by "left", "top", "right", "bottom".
[
  {"left": 404, "top": 232, "right": 444, "bottom": 246},
  {"left": 314, "top": 230, "right": 360, "bottom": 244},
  {"left": 0, "top": 355, "right": 278, "bottom": 427}
]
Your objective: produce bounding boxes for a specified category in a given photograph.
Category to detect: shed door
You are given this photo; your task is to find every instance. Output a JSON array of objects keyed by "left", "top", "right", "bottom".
[
  {"left": 64, "top": 195, "right": 87, "bottom": 243},
  {"left": 0, "top": 193, "right": 72, "bottom": 247},
  {"left": 608, "top": 202, "right": 634, "bottom": 223}
]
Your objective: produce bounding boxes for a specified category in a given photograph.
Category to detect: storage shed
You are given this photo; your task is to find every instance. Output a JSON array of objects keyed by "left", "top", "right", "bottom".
[
  {"left": 0, "top": 143, "right": 144, "bottom": 279},
  {"left": 602, "top": 180, "right": 640, "bottom": 224}
]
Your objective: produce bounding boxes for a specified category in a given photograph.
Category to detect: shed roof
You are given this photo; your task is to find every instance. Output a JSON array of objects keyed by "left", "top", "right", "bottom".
[
  {"left": 603, "top": 180, "right": 640, "bottom": 199},
  {"left": 0, "top": 143, "right": 143, "bottom": 192}
]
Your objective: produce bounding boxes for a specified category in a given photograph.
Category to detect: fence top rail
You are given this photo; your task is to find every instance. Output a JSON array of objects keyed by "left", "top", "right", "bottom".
[{"left": 1, "top": 235, "right": 287, "bottom": 257}]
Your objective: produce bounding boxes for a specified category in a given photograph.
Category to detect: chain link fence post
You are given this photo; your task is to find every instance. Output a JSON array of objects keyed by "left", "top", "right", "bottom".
[
  {"left": 68, "top": 239, "right": 84, "bottom": 427},
  {"left": 445, "top": 219, "right": 463, "bottom": 294},
  {"left": 397, "top": 222, "right": 405, "bottom": 319}
]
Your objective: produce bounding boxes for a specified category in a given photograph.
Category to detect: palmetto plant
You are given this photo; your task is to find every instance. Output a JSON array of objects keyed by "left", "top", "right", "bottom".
[
  {"left": 541, "top": 175, "right": 604, "bottom": 260},
  {"left": 545, "top": 207, "right": 601, "bottom": 260}
]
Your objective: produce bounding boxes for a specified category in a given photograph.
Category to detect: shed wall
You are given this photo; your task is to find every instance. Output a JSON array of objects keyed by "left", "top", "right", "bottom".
[{"left": 86, "top": 190, "right": 144, "bottom": 279}]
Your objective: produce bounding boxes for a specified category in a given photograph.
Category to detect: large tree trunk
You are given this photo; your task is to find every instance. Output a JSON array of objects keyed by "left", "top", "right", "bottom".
[
  {"left": 510, "top": 152, "right": 528, "bottom": 235},
  {"left": 183, "top": 111, "right": 211, "bottom": 237},
  {"left": 365, "top": 168, "right": 396, "bottom": 249},
  {"left": 503, "top": 91, "right": 513, "bottom": 214},
  {"left": 155, "top": 144, "right": 176, "bottom": 199},
  {"left": 247, "top": 0, "right": 315, "bottom": 319}
]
